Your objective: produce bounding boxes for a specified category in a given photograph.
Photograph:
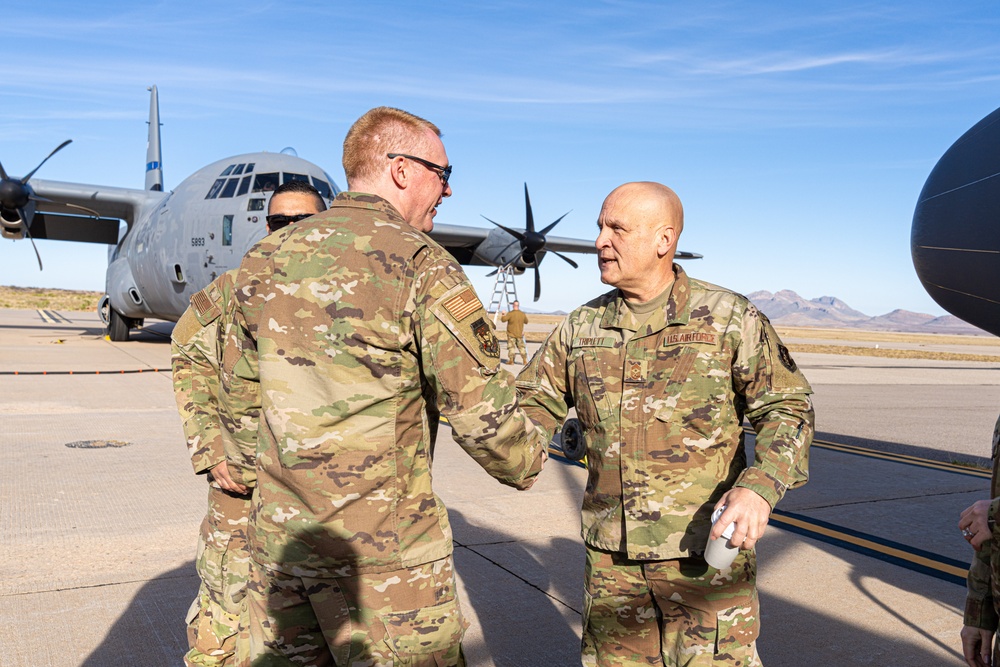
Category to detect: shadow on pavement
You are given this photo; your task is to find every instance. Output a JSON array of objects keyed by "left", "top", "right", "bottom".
[{"left": 80, "top": 562, "right": 198, "bottom": 666}]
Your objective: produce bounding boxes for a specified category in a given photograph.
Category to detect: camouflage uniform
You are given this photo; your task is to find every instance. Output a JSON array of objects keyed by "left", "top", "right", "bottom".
[
  {"left": 171, "top": 269, "right": 251, "bottom": 667},
  {"left": 964, "top": 413, "right": 1000, "bottom": 664},
  {"left": 501, "top": 309, "right": 529, "bottom": 364},
  {"left": 221, "top": 192, "right": 547, "bottom": 665},
  {"left": 516, "top": 265, "right": 814, "bottom": 666}
]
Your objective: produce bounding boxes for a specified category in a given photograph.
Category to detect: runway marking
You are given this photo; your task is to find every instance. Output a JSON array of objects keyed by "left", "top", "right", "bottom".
[
  {"left": 37, "top": 309, "right": 72, "bottom": 324},
  {"left": 813, "top": 438, "right": 990, "bottom": 478},
  {"left": 771, "top": 510, "right": 968, "bottom": 586}
]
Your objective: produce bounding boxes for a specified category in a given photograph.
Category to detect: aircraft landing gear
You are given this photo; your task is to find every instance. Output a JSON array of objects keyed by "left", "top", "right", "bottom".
[
  {"left": 560, "top": 417, "right": 586, "bottom": 461},
  {"left": 107, "top": 308, "right": 132, "bottom": 342}
]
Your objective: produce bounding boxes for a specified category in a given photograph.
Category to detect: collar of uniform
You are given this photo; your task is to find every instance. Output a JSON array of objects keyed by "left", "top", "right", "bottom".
[
  {"left": 330, "top": 191, "right": 407, "bottom": 225},
  {"left": 599, "top": 264, "right": 692, "bottom": 333}
]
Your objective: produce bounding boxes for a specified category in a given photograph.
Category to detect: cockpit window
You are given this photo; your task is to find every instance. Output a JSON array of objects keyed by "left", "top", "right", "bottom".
[
  {"left": 252, "top": 172, "right": 280, "bottom": 193},
  {"left": 233, "top": 164, "right": 245, "bottom": 175},
  {"left": 206, "top": 178, "right": 226, "bottom": 199},
  {"left": 237, "top": 175, "right": 251, "bottom": 197},
  {"left": 283, "top": 172, "right": 309, "bottom": 184},
  {"left": 245, "top": 163, "right": 255, "bottom": 173},
  {"left": 220, "top": 164, "right": 235, "bottom": 177},
  {"left": 311, "top": 177, "right": 333, "bottom": 200},
  {"left": 248, "top": 198, "right": 265, "bottom": 211},
  {"left": 220, "top": 178, "right": 240, "bottom": 198}
]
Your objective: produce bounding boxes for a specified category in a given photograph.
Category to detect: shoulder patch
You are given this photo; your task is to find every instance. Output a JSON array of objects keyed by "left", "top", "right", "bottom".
[
  {"left": 431, "top": 282, "right": 500, "bottom": 368},
  {"left": 777, "top": 343, "right": 798, "bottom": 372},
  {"left": 442, "top": 287, "right": 483, "bottom": 322},
  {"left": 471, "top": 317, "right": 501, "bottom": 359},
  {"left": 191, "top": 285, "right": 223, "bottom": 327}
]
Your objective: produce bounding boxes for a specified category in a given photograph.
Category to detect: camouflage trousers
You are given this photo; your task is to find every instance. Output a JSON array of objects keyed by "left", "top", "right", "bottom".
[
  {"left": 582, "top": 547, "right": 761, "bottom": 667},
  {"left": 185, "top": 484, "right": 251, "bottom": 667},
  {"left": 507, "top": 336, "right": 527, "bottom": 364},
  {"left": 237, "top": 555, "right": 467, "bottom": 666}
]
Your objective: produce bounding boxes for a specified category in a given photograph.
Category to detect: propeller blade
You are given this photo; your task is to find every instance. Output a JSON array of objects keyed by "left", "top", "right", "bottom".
[
  {"left": 481, "top": 214, "right": 526, "bottom": 241},
  {"left": 551, "top": 249, "right": 579, "bottom": 269},
  {"left": 0, "top": 159, "right": 8, "bottom": 181},
  {"left": 21, "top": 139, "right": 72, "bottom": 183},
  {"left": 485, "top": 269, "right": 498, "bottom": 277},
  {"left": 533, "top": 266, "right": 541, "bottom": 302},
  {"left": 524, "top": 183, "right": 535, "bottom": 233},
  {"left": 18, "top": 207, "right": 43, "bottom": 270},
  {"left": 538, "top": 211, "right": 571, "bottom": 237}
]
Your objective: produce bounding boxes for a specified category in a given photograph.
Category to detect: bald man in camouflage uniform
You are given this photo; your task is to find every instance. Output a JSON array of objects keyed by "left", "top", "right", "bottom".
[
  {"left": 171, "top": 181, "right": 326, "bottom": 666},
  {"left": 516, "top": 182, "right": 814, "bottom": 666},
  {"left": 221, "top": 107, "right": 547, "bottom": 666}
]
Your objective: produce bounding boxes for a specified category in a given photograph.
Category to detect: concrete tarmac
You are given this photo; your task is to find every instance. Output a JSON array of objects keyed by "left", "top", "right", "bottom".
[{"left": 1, "top": 308, "right": 994, "bottom": 666}]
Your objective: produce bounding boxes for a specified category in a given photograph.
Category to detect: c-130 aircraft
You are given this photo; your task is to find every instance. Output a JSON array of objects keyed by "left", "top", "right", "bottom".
[{"left": 0, "top": 87, "right": 700, "bottom": 341}]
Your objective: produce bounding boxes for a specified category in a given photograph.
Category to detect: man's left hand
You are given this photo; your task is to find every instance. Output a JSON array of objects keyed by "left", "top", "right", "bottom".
[
  {"left": 960, "top": 499, "right": 994, "bottom": 552},
  {"left": 711, "top": 488, "right": 772, "bottom": 551}
]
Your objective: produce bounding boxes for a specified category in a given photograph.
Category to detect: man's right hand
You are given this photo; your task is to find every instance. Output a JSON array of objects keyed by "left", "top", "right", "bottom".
[
  {"left": 961, "top": 624, "right": 994, "bottom": 667},
  {"left": 210, "top": 460, "right": 248, "bottom": 495}
]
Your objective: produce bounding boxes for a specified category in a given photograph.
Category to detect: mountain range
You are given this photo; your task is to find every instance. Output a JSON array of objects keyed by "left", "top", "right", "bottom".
[{"left": 747, "top": 289, "right": 989, "bottom": 335}]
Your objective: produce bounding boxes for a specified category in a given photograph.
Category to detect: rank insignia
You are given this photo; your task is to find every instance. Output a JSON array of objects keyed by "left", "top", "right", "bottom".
[
  {"left": 777, "top": 344, "right": 798, "bottom": 372},
  {"left": 471, "top": 317, "right": 501, "bottom": 359},
  {"left": 624, "top": 359, "right": 647, "bottom": 383}
]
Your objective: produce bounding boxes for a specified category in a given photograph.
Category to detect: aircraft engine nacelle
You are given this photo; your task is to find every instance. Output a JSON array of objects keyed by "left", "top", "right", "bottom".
[
  {"left": 471, "top": 227, "right": 530, "bottom": 272},
  {"left": 0, "top": 198, "right": 35, "bottom": 240},
  {"left": 0, "top": 208, "right": 27, "bottom": 239}
]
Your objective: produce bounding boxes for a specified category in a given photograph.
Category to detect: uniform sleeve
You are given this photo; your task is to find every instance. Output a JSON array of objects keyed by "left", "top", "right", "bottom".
[
  {"left": 171, "top": 302, "right": 224, "bottom": 475},
  {"left": 731, "top": 304, "right": 814, "bottom": 508},
  {"left": 218, "top": 300, "right": 261, "bottom": 488},
  {"left": 967, "top": 533, "right": 999, "bottom": 629},
  {"left": 411, "top": 249, "right": 547, "bottom": 490},
  {"left": 215, "top": 265, "right": 268, "bottom": 491},
  {"left": 515, "top": 317, "right": 573, "bottom": 442}
]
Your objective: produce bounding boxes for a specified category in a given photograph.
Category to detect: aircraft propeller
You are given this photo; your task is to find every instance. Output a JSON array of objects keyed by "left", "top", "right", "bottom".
[
  {"left": 482, "top": 183, "right": 578, "bottom": 301},
  {"left": 0, "top": 139, "right": 74, "bottom": 270}
]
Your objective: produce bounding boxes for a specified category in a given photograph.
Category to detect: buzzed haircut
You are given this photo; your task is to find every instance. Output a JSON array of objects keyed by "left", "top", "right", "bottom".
[
  {"left": 343, "top": 107, "right": 442, "bottom": 186},
  {"left": 268, "top": 179, "right": 327, "bottom": 214}
]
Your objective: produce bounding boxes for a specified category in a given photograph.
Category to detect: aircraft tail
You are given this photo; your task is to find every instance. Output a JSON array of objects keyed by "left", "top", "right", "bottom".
[{"left": 145, "top": 85, "right": 163, "bottom": 191}]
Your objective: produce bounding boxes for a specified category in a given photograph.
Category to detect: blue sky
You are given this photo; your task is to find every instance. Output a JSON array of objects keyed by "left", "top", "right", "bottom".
[{"left": 2, "top": 1, "right": 999, "bottom": 316}]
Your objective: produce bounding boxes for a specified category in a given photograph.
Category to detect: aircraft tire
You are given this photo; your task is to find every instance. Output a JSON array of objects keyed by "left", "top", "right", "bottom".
[
  {"left": 108, "top": 309, "right": 131, "bottom": 342},
  {"left": 560, "top": 417, "right": 587, "bottom": 461}
]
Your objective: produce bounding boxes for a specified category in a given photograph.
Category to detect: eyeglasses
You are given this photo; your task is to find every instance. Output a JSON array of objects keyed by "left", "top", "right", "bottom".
[
  {"left": 386, "top": 153, "right": 452, "bottom": 185},
  {"left": 265, "top": 213, "right": 314, "bottom": 230}
]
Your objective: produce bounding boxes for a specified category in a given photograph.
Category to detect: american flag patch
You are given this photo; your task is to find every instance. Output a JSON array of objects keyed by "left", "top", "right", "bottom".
[{"left": 442, "top": 288, "right": 482, "bottom": 321}]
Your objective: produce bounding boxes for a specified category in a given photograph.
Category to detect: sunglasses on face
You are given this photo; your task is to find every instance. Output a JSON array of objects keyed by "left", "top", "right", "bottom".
[
  {"left": 265, "top": 213, "right": 314, "bottom": 230},
  {"left": 387, "top": 153, "right": 452, "bottom": 185}
]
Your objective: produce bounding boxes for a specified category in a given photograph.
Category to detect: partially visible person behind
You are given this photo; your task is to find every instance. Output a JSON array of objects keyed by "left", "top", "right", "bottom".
[
  {"left": 221, "top": 106, "right": 547, "bottom": 666},
  {"left": 959, "top": 414, "right": 1000, "bottom": 667},
  {"left": 170, "top": 180, "right": 325, "bottom": 667},
  {"left": 500, "top": 300, "right": 529, "bottom": 364},
  {"left": 516, "top": 181, "right": 814, "bottom": 666}
]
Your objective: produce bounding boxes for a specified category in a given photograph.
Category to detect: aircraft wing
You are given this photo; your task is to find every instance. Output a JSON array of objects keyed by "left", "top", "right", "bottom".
[
  {"left": 26, "top": 178, "right": 165, "bottom": 242},
  {"left": 428, "top": 222, "right": 490, "bottom": 249}
]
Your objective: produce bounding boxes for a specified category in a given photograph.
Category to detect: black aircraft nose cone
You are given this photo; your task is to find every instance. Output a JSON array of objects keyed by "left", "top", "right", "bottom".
[{"left": 0, "top": 179, "right": 29, "bottom": 209}]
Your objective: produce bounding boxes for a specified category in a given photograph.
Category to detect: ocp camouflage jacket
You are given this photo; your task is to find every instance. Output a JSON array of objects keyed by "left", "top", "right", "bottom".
[
  {"left": 517, "top": 265, "right": 814, "bottom": 560},
  {"left": 221, "top": 192, "right": 547, "bottom": 577}
]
